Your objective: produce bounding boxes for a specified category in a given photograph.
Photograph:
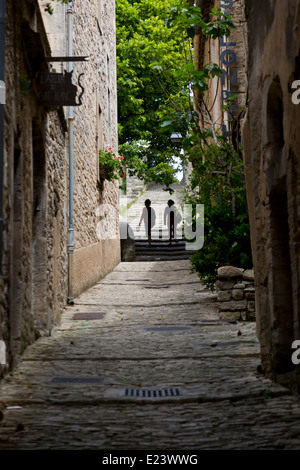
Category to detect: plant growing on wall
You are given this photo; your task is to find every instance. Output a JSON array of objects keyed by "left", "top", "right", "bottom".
[
  {"left": 184, "top": 138, "right": 252, "bottom": 290},
  {"left": 99, "top": 148, "right": 125, "bottom": 182},
  {"left": 42, "top": 0, "right": 68, "bottom": 15},
  {"left": 158, "top": 1, "right": 251, "bottom": 287},
  {"left": 20, "top": 73, "right": 31, "bottom": 97}
]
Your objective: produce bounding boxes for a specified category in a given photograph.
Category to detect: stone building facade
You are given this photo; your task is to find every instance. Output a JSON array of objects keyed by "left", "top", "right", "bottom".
[
  {"left": 0, "top": 0, "right": 120, "bottom": 374},
  {"left": 242, "top": 0, "right": 300, "bottom": 392},
  {"left": 39, "top": 0, "right": 120, "bottom": 298},
  {"left": 0, "top": 0, "right": 68, "bottom": 371},
  {"left": 193, "top": 0, "right": 247, "bottom": 138}
]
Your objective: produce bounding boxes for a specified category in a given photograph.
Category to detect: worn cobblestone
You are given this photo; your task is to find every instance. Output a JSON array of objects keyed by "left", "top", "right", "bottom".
[{"left": 0, "top": 259, "right": 300, "bottom": 449}]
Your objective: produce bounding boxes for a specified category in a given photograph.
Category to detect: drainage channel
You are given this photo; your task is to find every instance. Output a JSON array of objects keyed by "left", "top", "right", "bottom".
[
  {"left": 144, "top": 326, "right": 194, "bottom": 332},
  {"left": 51, "top": 377, "right": 109, "bottom": 384},
  {"left": 122, "top": 388, "right": 182, "bottom": 398},
  {"left": 49, "top": 378, "right": 184, "bottom": 400},
  {"left": 195, "top": 342, "right": 241, "bottom": 349},
  {"left": 144, "top": 286, "right": 170, "bottom": 289}
]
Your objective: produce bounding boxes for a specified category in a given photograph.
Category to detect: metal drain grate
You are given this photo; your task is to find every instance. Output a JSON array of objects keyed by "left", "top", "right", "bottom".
[
  {"left": 51, "top": 377, "right": 108, "bottom": 384},
  {"left": 144, "top": 286, "right": 170, "bottom": 289},
  {"left": 123, "top": 388, "right": 182, "bottom": 398},
  {"left": 72, "top": 312, "right": 106, "bottom": 320}
]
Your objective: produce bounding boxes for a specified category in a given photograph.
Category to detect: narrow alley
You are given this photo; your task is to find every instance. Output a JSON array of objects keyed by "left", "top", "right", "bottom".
[
  {"left": 2, "top": 0, "right": 300, "bottom": 457},
  {"left": 1, "top": 186, "right": 300, "bottom": 450}
]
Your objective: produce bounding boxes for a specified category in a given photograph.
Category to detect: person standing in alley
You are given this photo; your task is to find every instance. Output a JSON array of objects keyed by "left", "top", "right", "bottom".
[
  {"left": 164, "top": 199, "right": 181, "bottom": 245},
  {"left": 138, "top": 199, "right": 156, "bottom": 247}
]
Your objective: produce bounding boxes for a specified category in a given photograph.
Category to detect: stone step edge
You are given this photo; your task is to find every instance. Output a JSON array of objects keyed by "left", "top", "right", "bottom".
[{"left": 0, "top": 387, "right": 290, "bottom": 408}]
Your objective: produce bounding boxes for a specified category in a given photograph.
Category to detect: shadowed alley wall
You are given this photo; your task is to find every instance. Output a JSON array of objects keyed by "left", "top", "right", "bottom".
[{"left": 242, "top": 0, "right": 300, "bottom": 392}]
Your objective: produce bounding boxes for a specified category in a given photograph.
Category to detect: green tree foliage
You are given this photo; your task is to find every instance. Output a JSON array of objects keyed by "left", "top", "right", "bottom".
[
  {"left": 116, "top": 0, "right": 234, "bottom": 187},
  {"left": 117, "top": 0, "right": 252, "bottom": 283},
  {"left": 157, "top": 2, "right": 251, "bottom": 287},
  {"left": 116, "top": 0, "right": 189, "bottom": 186},
  {"left": 117, "top": 0, "right": 182, "bottom": 142},
  {"left": 184, "top": 138, "right": 252, "bottom": 290}
]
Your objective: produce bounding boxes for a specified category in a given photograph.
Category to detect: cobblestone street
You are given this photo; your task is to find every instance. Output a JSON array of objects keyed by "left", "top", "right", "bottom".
[
  {"left": 2, "top": 0, "right": 300, "bottom": 458},
  {"left": 1, "top": 258, "right": 300, "bottom": 450}
]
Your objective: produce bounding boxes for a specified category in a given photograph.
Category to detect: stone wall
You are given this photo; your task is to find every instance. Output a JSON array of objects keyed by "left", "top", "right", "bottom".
[
  {"left": 242, "top": 0, "right": 300, "bottom": 391},
  {"left": 71, "top": 0, "right": 120, "bottom": 296},
  {"left": 39, "top": 0, "right": 120, "bottom": 299},
  {"left": 0, "top": 0, "right": 120, "bottom": 375},
  {"left": 125, "top": 170, "right": 147, "bottom": 201},
  {"left": 1, "top": 0, "right": 68, "bottom": 371},
  {"left": 44, "top": 111, "right": 68, "bottom": 328},
  {"left": 216, "top": 266, "right": 255, "bottom": 322},
  {"left": 222, "top": 0, "right": 248, "bottom": 111}
]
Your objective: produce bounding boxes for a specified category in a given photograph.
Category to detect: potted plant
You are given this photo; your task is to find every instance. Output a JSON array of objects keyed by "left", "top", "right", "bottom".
[{"left": 99, "top": 148, "right": 125, "bottom": 181}]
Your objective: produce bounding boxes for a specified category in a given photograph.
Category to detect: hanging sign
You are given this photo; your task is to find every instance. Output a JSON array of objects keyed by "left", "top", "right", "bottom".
[{"left": 36, "top": 70, "right": 84, "bottom": 107}]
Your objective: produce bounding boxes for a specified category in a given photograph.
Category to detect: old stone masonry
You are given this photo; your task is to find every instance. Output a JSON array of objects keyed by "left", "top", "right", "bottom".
[{"left": 1, "top": 254, "right": 300, "bottom": 448}]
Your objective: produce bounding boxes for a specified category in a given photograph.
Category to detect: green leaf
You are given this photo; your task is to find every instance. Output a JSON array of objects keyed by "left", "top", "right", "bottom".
[{"left": 186, "top": 26, "right": 195, "bottom": 38}]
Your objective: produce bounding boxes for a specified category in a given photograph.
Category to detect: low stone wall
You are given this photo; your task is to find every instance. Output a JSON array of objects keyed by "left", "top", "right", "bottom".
[
  {"left": 120, "top": 221, "right": 135, "bottom": 261},
  {"left": 73, "top": 239, "right": 121, "bottom": 298},
  {"left": 125, "top": 170, "right": 148, "bottom": 201},
  {"left": 215, "top": 266, "right": 255, "bottom": 321}
]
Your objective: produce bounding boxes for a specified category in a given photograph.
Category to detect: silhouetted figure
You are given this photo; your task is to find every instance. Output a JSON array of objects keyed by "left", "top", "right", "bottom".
[
  {"left": 164, "top": 199, "right": 181, "bottom": 245},
  {"left": 138, "top": 199, "right": 156, "bottom": 247}
]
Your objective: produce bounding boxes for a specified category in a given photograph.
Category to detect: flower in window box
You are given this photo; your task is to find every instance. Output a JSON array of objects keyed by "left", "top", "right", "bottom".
[{"left": 99, "top": 148, "right": 124, "bottom": 181}]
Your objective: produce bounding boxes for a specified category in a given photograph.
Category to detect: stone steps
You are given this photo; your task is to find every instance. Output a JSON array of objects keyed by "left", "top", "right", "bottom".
[
  {"left": 120, "top": 182, "right": 192, "bottom": 261},
  {"left": 134, "top": 238, "right": 196, "bottom": 261}
]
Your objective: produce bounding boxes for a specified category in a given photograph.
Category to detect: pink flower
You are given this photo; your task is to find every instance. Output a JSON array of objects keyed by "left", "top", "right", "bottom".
[
  {"left": 113, "top": 156, "right": 117, "bottom": 159},
  {"left": 108, "top": 147, "right": 112, "bottom": 151},
  {"left": 120, "top": 156, "right": 124, "bottom": 160}
]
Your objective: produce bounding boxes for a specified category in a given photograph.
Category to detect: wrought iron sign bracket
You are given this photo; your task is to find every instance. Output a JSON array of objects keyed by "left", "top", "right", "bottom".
[{"left": 42, "top": 56, "right": 89, "bottom": 62}]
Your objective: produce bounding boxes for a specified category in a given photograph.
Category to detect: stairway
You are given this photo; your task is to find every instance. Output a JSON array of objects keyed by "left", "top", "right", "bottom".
[
  {"left": 120, "top": 182, "right": 198, "bottom": 262},
  {"left": 134, "top": 238, "right": 196, "bottom": 261}
]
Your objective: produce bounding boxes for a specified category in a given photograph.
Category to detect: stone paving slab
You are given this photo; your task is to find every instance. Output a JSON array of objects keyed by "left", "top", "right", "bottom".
[
  {"left": 0, "top": 259, "right": 300, "bottom": 449},
  {"left": 100, "top": 271, "right": 201, "bottom": 285},
  {"left": 1, "top": 396, "right": 300, "bottom": 450},
  {"left": 74, "top": 282, "right": 213, "bottom": 307},
  {"left": 113, "top": 260, "right": 192, "bottom": 271},
  {"left": 0, "top": 358, "right": 278, "bottom": 407}
]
